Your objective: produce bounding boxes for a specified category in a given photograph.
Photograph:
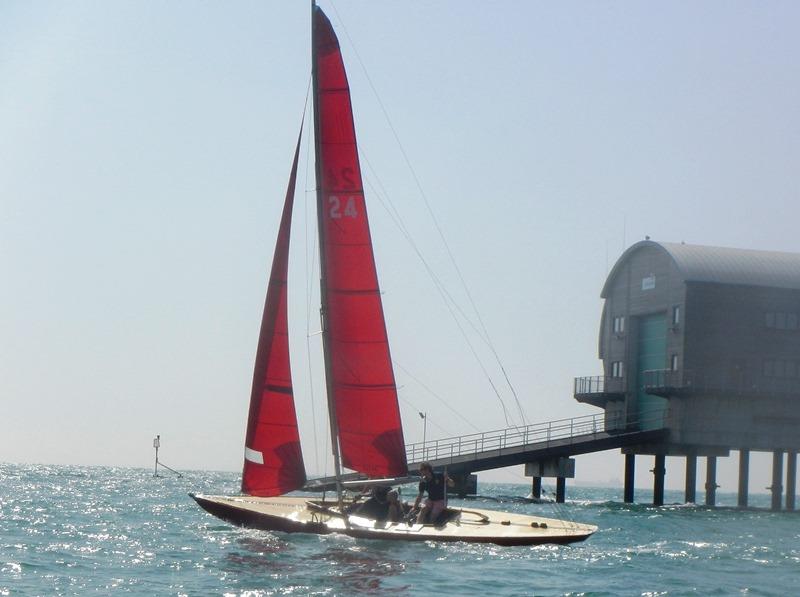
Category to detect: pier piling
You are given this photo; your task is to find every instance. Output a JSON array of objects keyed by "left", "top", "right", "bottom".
[
  {"left": 705, "top": 456, "right": 718, "bottom": 506},
  {"left": 685, "top": 455, "right": 697, "bottom": 503},
  {"left": 531, "top": 476, "right": 542, "bottom": 500},
  {"left": 652, "top": 455, "right": 666, "bottom": 506},
  {"left": 555, "top": 477, "right": 566, "bottom": 503},
  {"left": 771, "top": 450, "right": 784, "bottom": 511},
  {"left": 738, "top": 449, "right": 749, "bottom": 508},
  {"left": 624, "top": 454, "right": 635, "bottom": 503},
  {"left": 787, "top": 452, "right": 797, "bottom": 511}
]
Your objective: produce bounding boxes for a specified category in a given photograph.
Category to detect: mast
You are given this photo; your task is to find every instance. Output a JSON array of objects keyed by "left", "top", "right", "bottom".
[{"left": 311, "top": 0, "right": 346, "bottom": 509}]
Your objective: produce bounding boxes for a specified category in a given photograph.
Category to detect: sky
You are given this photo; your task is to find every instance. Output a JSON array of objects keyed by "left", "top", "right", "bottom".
[{"left": 2, "top": 1, "right": 799, "bottom": 497}]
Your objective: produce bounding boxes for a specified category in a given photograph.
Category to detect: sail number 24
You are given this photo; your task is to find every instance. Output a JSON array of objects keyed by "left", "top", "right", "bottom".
[{"left": 328, "top": 195, "right": 358, "bottom": 219}]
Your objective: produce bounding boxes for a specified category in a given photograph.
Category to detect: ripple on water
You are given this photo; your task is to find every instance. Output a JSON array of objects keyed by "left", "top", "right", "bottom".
[{"left": 1, "top": 465, "right": 799, "bottom": 596}]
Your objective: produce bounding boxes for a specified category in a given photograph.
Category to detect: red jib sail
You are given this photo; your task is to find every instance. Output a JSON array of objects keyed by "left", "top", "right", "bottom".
[
  {"left": 241, "top": 131, "right": 307, "bottom": 496},
  {"left": 313, "top": 6, "right": 408, "bottom": 478}
]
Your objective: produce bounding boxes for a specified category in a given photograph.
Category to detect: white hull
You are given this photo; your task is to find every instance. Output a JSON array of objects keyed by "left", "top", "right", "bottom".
[{"left": 190, "top": 494, "right": 596, "bottom": 546}]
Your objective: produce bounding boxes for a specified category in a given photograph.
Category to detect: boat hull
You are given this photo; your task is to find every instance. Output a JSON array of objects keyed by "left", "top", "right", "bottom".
[{"left": 190, "top": 494, "right": 596, "bottom": 546}]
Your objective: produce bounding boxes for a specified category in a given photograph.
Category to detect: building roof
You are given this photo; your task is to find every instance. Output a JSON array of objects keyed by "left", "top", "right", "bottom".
[{"left": 601, "top": 240, "right": 800, "bottom": 297}]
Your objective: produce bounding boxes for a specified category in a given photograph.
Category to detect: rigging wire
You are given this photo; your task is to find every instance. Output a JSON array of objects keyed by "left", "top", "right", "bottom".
[
  {"left": 327, "top": 3, "right": 529, "bottom": 428},
  {"left": 396, "top": 395, "right": 455, "bottom": 439},
  {"left": 361, "top": 162, "right": 514, "bottom": 428},
  {"left": 393, "top": 360, "right": 482, "bottom": 434}
]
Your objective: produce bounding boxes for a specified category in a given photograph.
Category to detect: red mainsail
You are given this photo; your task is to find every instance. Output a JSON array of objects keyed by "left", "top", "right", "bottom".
[
  {"left": 241, "top": 132, "right": 307, "bottom": 496},
  {"left": 313, "top": 6, "right": 408, "bottom": 478}
]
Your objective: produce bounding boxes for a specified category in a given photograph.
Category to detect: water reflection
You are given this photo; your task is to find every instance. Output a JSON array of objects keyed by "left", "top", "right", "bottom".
[
  {"left": 224, "top": 533, "right": 294, "bottom": 574},
  {"left": 309, "top": 545, "right": 411, "bottom": 594},
  {"left": 221, "top": 532, "right": 411, "bottom": 594}
]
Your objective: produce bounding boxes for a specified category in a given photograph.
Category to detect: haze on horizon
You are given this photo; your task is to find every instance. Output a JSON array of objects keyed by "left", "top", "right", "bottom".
[{"left": 2, "top": 1, "right": 798, "bottom": 496}]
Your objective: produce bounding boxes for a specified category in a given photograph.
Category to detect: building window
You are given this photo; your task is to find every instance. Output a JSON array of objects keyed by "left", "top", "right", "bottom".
[
  {"left": 671, "top": 354, "right": 679, "bottom": 371},
  {"left": 613, "top": 316, "right": 625, "bottom": 334},
  {"left": 672, "top": 305, "right": 681, "bottom": 326},
  {"left": 764, "top": 359, "right": 800, "bottom": 378},
  {"left": 611, "top": 361, "right": 624, "bottom": 378},
  {"left": 766, "top": 312, "right": 800, "bottom": 330}
]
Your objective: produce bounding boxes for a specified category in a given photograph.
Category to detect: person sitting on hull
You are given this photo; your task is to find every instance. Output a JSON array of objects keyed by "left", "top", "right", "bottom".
[
  {"left": 352, "top": 485, "right": 393, "bottom": 521},
  {"left": 386, "top": 489, "right": 403, "bottom": 523},
  {"left": 413, "top": 462, "right": 453, "bottom": 524}
]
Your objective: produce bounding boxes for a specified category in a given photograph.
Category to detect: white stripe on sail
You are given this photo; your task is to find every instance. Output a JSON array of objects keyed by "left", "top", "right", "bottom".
[{"left": 244, "top": 447, "right": 264, "bottom": 464}]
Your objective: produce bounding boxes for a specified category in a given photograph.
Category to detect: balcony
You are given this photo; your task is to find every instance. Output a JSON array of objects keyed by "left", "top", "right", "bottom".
[
  {"left": 574, "top": 375, "right": 625, "bottom": 408},
  {"left": 642, "top": 369, "right": 687, "bottom": 397},
  {"left": 643, "top": 369, "right": 800, "bottom": 398}
]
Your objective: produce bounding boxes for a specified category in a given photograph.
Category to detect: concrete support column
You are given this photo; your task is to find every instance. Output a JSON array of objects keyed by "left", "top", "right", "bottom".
[
  {"left": 787, "top": 452, "right": 797, "bottom": 512},
  {"left": 705, "top": 456, "right": 718, "bottom": 506},
  {"left": 555, "top": 477, "right": 566, "bottom": 503},
  {"left": 449, "top": 473, "right": 477, "bottom": 498},
  {"left": 771, "top": 450, "right": 784, "bottom": 511},
  {"left": 531, "top": 477, "right": 542, "bottom": 500},
  {"left": 685, "top": 455, "right": 697, "bottom": 504},
  {"left": 624, "top": 454, "right": 635, "bottom": 503},
  {"left": 652, "top": 455, "right": 666, "bottom": 506},
  {"left": 738, "top": 449, "right": 750, "bottom": 508}
]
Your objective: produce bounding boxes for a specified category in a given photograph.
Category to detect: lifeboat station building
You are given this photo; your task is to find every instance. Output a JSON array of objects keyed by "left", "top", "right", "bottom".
[{"left": 575, "top": 240, "right": 800, "bottom": 509}]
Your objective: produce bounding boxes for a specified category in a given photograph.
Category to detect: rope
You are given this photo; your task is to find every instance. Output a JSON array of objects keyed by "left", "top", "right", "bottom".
[
  {"left": 154, "top": 460, "right": 182, "bottom": 478},
  {"left": 361, "top": 165, "right": 514, "bottom": 428},
  {"left": 394, "top": 360, "right": 481, "bottom": 434},
  {"left": 327, "top": 2, "right": 526, "bottom": 430}
]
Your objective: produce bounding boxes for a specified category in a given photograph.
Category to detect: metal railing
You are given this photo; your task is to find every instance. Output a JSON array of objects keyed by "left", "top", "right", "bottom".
[
  {"left": 405, "top": 408, "right": 666, "bottom": 465},
  {"left": 573, "top": 375, "right": 625, "bottom": 396},
  {"left": 642, "top": 368, "right": 682, "bottom": 392},
  {"left": 643, "top": 368, "right": 800, "bottom": 397}
]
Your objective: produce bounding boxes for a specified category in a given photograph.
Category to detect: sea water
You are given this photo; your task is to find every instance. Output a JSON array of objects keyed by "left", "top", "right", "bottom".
[{"left": 1, "top": 464, "right": 797, "bottom": 596}]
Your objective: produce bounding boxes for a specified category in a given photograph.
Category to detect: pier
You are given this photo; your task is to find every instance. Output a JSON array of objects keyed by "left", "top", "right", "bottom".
[
  {"left": 308, "top": 409, "right": 668, "bottom": 502},
  {"left": 307, "top": 408, "right": 798, "bottom": 510},
  {"left": 403, "top": 410, "right": 666, "bottom": 499},
  {"left": 310, "top": 242, "right": 800, "bottom": 510}
]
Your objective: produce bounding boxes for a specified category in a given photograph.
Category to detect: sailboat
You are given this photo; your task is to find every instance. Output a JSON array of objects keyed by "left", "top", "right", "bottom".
[{"left": 191, "top": 3, "right": 597, "bottom": 546}]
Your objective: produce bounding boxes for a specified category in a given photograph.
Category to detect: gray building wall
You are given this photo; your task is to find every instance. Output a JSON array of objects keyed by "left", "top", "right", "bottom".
[
  {"left": 599, "top": 243, "right": 685, "bottom": 411},
  {"left": 584, "top": 240, "right": 800, "bottom": 454},
  {"left": 676, "top": 281, "right": 800, "bottom": 450}
]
